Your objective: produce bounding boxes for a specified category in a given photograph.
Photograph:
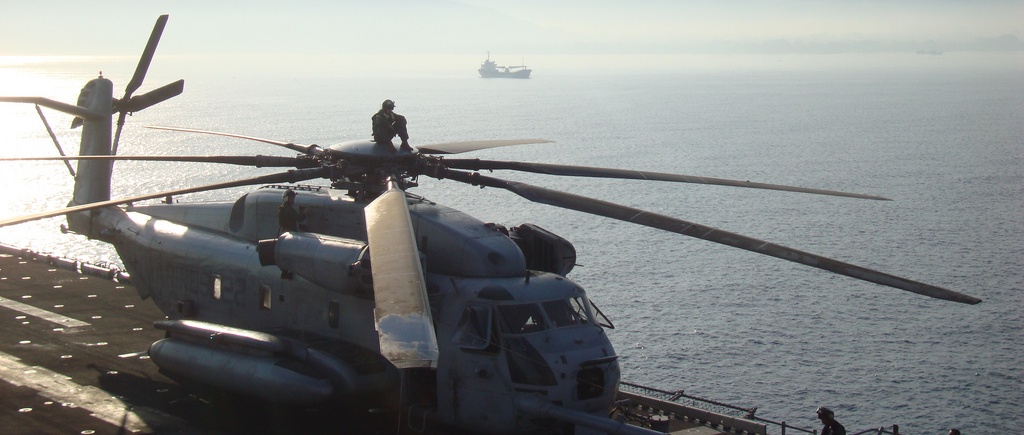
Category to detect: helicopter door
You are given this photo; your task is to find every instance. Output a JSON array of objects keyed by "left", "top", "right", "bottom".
[
  {"left": 445, "top": 304, "right": 516, "bottom": 429},
  {"left": 452, "top": 303, "right": 494, "bottom": 351}
]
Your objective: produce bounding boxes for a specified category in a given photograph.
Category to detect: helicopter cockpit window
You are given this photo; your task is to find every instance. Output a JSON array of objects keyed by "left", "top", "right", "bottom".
[
  {"left": 498, "top": 303, "right": 547, "bottom": 334},
  {"left": 452, "top": 304, "right": 493, "bottom": 350},
  {"left": 542, "top": 297, "right": 591, "bottom": 328}
]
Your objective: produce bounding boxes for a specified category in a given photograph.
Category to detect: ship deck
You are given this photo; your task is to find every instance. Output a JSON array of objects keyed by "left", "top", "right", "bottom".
[
  {"left": 0, "top": 251, "right": 410, "bottom": 434},
  {"left": 0, "top": 249, "right": 751, "bottom": 434}
]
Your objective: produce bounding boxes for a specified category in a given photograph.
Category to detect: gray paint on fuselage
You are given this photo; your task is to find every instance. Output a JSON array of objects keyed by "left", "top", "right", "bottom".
[
  {"left": 116, "top": 186, "right": 530, "bottom": 353},
  {"left": 107, "top": 206, "right": 381, "bottom": 349},
  {"left": 133, "top": 186, "right": 528, "bottom": 278}
]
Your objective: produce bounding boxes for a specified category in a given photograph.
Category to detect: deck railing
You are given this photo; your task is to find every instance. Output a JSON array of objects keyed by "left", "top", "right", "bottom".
[{"left": 620, "top": 381, "right": 900, "bottom": 435}]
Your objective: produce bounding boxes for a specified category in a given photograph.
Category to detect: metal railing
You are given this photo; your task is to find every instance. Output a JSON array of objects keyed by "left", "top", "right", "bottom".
[
  {"left": 620, "top": 382, "right": 901, "bottom": 435},
  {"left": 619, "top": 382, "right": 758, "bottom": 417},
  {"left": 850, "top": 426, "right": 899, "bottom": 435}
]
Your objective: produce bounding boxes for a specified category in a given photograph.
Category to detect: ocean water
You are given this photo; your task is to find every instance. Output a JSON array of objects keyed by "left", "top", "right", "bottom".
[{"left": 1, "top": 53, "right": 1022, "bottom": 434}]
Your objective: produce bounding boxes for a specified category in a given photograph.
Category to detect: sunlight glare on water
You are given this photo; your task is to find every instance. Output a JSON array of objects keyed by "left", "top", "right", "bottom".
[{"left": 0, "top": 56, "right": 133, "bottom": 263}]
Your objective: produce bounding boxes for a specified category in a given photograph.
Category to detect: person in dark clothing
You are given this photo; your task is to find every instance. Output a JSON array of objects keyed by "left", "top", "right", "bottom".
[
  {"left": 371, "top": 99, "right": 411, "bottom": 152},
  {"left": 278, "top": 189, "right": 306, "bottom": 233},
  {"left": 816, "top": 407, "right": 846, "bottom": 435}
]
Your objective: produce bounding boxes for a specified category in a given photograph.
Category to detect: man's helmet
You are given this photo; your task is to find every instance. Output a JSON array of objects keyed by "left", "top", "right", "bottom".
[
  {"left": 283, "top": 189, "right": 296, "bottom": 199},
  {"left": 382, "top": 99, "right": 396, "bottom": 110}
]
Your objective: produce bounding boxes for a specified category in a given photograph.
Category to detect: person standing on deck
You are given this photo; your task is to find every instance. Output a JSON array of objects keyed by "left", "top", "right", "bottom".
[{"left": 816, "top": 407, "right": 846, "bottom": 435}]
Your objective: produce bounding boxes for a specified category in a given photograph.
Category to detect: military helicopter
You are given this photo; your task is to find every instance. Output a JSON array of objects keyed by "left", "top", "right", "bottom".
[{"left": 0, "top": 15, "right": 980, "bottom": 435}]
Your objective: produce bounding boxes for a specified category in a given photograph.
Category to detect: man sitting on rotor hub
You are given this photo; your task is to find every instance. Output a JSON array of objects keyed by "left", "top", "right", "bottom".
[{"left": 371, "top": 99, "right": 412, "bottom": 152}]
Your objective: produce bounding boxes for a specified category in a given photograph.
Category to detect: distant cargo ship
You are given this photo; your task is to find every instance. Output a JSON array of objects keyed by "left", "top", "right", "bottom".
[{"left": 478, "top": 52, "right": 531, "bottom": 78}]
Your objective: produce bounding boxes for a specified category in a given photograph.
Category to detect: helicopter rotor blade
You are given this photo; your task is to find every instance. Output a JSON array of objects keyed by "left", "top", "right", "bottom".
[
  {"left": 1, "top": 96, "right": 102, "bottom": 121},
  {"left": 442, "top": 159, "right": 890, "bottom": 201},
  {"left": 0, "top": 168, "right": 328, "bottom": 229},
  {"left": 111, "top": 15, "right": 181, "bottom": 156},
  {"left": 146, "top": 125, "right": 314, "bottom": 154},
  {"left": 119, "top": 80, "right": 184, "bottom": 114},
  {"left": 417, "top": 139, "right": 553, "bottom": 155},
  {"left": 0, "top": 154, "right": 308, "bottom": 168},
  {"left": 125, "top": 14, "right": 168, "bottom": 98},
  {"left": 364, "top": 183, "right": 439, "bottom": 369},
  {"left": 437, "top": 169, "right": 981, "bottom": 305}
]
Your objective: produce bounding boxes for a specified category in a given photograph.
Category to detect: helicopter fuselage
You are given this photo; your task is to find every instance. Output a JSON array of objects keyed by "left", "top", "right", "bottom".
[{"left": 82, "top": 186, "right": 618, "bottom": 433}]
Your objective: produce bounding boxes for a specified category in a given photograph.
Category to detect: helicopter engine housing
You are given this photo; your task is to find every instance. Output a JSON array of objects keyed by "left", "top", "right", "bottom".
[{"left": 257, "top": 232, "right": 371, "bottom": 296}]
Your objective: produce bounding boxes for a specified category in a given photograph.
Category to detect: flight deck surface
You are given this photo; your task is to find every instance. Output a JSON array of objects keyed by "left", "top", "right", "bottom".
[
  {"left": 0, "top": 252, "right": 400, "bottom": 435},
  {"left": 0, "top": 251, "right": 738, "bottom": 435}
]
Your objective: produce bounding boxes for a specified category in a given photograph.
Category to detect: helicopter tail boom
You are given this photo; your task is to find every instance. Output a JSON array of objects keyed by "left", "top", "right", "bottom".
[{"left": 65, "top": 77, "right": 116, "bottom": 236}]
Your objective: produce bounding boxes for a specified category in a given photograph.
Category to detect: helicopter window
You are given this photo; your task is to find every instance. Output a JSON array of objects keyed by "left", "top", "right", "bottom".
[
  {"left": 452, "top": 304, "right": 493, "bottom": 350},
  {"left": 542, "top": 298, "right": 591, "bottom": 328},
  {"left": 498, "top": 303, "right": 546, "bottom": 334},
  {"left": 211, "top": 275, "right": 222, "bottom": 300},
  {"left": 328, "top": 301, "right": 340, "bottom": 329},
  {"left": 504, "top": 337, "right": 557, "bottom": 386},
  {"left": 259, "top": 285, "right": 272, "bottom": 311}
]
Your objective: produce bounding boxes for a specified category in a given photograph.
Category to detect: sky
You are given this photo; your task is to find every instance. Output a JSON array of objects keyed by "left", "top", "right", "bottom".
[{"left": 1, "top": 0, "right": 1022, "bottom": 57}]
